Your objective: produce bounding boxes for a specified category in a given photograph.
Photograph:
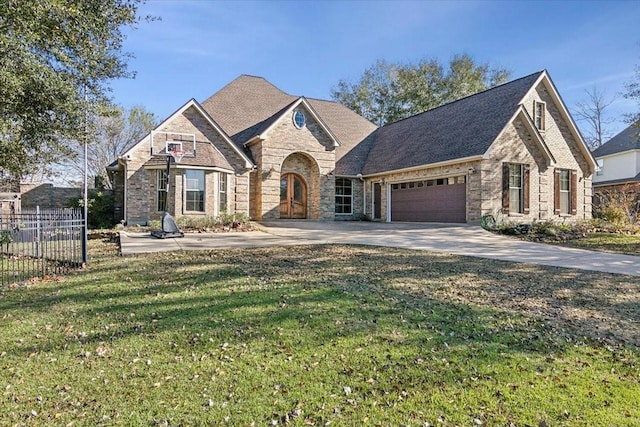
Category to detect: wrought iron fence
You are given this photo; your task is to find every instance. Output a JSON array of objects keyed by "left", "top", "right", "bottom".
[{"left": 1, "top": 207, "right": 85, "bottom": 286}]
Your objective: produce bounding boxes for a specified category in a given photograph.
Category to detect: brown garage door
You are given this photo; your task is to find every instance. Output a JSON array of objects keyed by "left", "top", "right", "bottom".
[{"left": 391, "top": 180, "right": 466, "bottom": 223}]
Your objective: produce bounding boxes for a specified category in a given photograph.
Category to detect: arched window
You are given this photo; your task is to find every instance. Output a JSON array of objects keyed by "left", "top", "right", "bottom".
[{"left": 335, "top": 178, "right": 353, "bottom": 214}]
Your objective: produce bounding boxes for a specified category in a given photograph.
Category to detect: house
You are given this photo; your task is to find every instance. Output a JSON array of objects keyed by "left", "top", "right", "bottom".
[
  {"left": 108, "top": 70, "right": 596, "bottom": 225},
  {"left": 591, "top": 123, "right": 640, "bottom": 195}
]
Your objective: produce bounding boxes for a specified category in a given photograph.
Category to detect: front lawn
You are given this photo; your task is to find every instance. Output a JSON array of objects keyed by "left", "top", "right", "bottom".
[
  {"left": 563, "top": 232, "right": 640, "bottom": 256},
  {"left": 1, "top": 240, "right": 638, "bottom": 426}
]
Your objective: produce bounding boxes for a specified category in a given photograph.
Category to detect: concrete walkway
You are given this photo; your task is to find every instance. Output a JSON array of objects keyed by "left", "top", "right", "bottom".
[{"left": 120, "top": 221, "right": 640, "bottom": 277}]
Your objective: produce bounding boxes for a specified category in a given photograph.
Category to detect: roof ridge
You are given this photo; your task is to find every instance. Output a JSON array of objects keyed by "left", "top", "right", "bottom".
[
  {"left": 202, "top": 74, "right": 293, "bottom": 105},
  {"left": 378, "top": 70, "right": 545, "bottom": 129}
]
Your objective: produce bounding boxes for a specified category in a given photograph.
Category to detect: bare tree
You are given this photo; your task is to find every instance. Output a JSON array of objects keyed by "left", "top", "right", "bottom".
[
  {"left": 625, "top": 57, "right": 640, "bottom": 124},
  {"left": 573, "top": 87, "right": 616, "bottom": 149},
  {"left": 60, "top": 105, "right": 157, "bottom": 188}
]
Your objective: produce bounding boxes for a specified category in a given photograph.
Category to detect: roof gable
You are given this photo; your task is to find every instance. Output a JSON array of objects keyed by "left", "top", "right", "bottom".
[
  {"left": 487, "top": 105, "right": 556, "bottom": 166},
  {"left": 245, "top": 97, "right": 340, "bottom": 147},
  {"left": 199, "top": 75, "right": 377, "bottom": 164},
  {"left": 592, "top": 123, "right": 640, "bottom": 158},
  {"left": 121, "top": 99, "right": 254, "bottom": 169},
  {"left": 201, "top": 75, "right": 297, "bottom": 141},
  {"left": 361, "top": 71, "right": 543, "bottom": 175},
  {"left": 529, "top": 71, "right": 597, "bottom": 174}
]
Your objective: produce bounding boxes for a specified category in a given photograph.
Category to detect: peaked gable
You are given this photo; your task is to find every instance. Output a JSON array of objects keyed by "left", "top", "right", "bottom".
[
  {"left": 199, "top": 75, "right": 377, "bottom": 163},
  {"left": 525, "top": 71, "right": 597, "bottom": 174},
  {"left": 592, "top": 123, "right": 640, "bottom": 157},
  {"left": 361, "top": 72, "right": 543, "bottom": 175},
  {"left": 201, "top": 75, "right": 297, "bottom": 141},
  {"left": 121, "top": 99, "right": 253, "bottom": 169},
  {"left": 244, "top": 97, "right": 340, "bottom": 147}
]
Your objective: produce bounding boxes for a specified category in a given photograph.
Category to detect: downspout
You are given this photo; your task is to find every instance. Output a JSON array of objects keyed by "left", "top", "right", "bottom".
[
  {"left": 357, "top": 174, "right": 365, "bottom": 218},
  {"left": 121, "top": 158, "right": 128, "bottom": 225},
  {"left": 246, "top": 169, "right": 251, "bottom": 218},
  {"left": 386, "top": 182, "right": 391, "bottom": 222}
]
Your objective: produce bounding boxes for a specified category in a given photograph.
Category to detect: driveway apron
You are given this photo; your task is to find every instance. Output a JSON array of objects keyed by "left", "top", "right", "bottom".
[
  {"left": 119, "top": 222, "right": 640, "bottom": 277},
  {"left": 260, "top": 221, "right": 640, "bottom": 277}
]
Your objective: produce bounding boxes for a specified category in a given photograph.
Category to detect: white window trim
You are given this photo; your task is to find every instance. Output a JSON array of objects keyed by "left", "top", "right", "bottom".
[
  {"left": 335, "top": 178, "right": 353, "bottom": 215},
  {"left": 183, "top": 169, "right": 206, "bottom": 213},
  {"left": 559, "top": 169, "right": 571, "bottom": 215},
  {"left": 508, "top": 163, "right": 524, "bottom": 214},
  {"left": 218, "top": 172, "right": 228, "bottom": 214},
  {"left": 156, "top": 170, "right": 168, "bottom": 212},
  {"left": 534, "top": 100, "right": 546, "bottom": 131}
]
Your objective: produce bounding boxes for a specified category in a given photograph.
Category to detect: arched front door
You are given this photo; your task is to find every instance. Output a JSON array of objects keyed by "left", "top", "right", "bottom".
[{"left": 280, "top": 173, "right": 307, "bottom": 219}]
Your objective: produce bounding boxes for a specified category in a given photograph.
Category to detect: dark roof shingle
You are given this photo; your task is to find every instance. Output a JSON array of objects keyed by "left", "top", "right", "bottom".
[
  {"left": 592, "top": 123, "right": 640, "bottom": 157},
  {"left": 361, "top": 71, "right": 543, "bottom": 175},
  {"left": 199, "top": 75, "right": 377, "bottom": 172},
  {"left": 142, "top": 141, "right": 234, "bottom": 170}
]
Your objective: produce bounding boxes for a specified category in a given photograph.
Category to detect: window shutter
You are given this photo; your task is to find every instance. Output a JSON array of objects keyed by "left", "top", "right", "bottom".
[
  {"left": 502, "top": 163, "right": 510, "bottom": 214},
  {"left": 523, "top": 165, "right": 530, "bottom": 215},
  {"left": 553, "top": 169, "right": 560, "bottom": 215},
  {"left": 571, "top": 170, "right": 578, "bottom": 215}
]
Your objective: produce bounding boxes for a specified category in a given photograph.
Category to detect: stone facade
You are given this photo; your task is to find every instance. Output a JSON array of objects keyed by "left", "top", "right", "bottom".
[
  {"left": 116, "top": 104, "right": 252, "bottom": 225},
  {"left": 247, "top": 104, "right": 336, "bottom": 221},
  {"left": 112, "top": 74, "right": 595, "bottom": 225},
  {"left": 362, "top": 160, "right": 481, "bottom": 222},
  {"left": 359, "top": 108, "right": 592, "bottom": 224}
]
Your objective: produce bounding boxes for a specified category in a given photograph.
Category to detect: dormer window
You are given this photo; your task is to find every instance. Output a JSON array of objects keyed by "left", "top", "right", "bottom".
[{"left": 534, "top": 101, "right": 546, "bottom": 131}]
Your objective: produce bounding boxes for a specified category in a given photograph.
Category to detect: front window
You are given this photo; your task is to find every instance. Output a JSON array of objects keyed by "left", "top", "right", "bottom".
[
  {"left": 534, "top": 101, "right": 546, "bottom": 131},
  {"left": 185, "top": 170, "right": 205, "bottom": 212},
  {"left": 157, "top": 170, "right": 168, "bottom": 212},
  {"left": 596, "top": 159, "right": 604, "bottom": 176},
  {"left": 335, "top": 178, "right": 353, "bottom": 214},
  {"left": 509, "top": 164, "right": 523, "bottom": 213},
  {"left": 559, "top": 169, "right": 570, "bottom": 214},
  {"left": 219, "top": 173, "right": 227, "bottom": 213}
]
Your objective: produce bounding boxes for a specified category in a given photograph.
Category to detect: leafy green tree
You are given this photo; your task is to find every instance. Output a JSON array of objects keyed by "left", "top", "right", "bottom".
[
  {"left": 0, "top": 0, "right": 149, "bottom": 185},
  {"left": 331, "top": 54, "right": 510, "bottom": 126}
]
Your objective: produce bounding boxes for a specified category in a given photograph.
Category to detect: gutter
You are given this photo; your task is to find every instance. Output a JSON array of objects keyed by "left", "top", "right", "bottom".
[{"left": 362, "top": 155, "right": 484, "bottom": 178}]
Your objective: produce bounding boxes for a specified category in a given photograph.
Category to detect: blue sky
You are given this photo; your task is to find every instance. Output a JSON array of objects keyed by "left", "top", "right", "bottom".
[{"left": 110, "top": 0, "right": 640, "bottom": 136}]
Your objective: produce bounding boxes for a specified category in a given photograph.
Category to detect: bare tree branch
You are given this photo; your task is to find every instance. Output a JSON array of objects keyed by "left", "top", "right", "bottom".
[{"left": 573, "top": 87, "right": 616, "bottom": 149}]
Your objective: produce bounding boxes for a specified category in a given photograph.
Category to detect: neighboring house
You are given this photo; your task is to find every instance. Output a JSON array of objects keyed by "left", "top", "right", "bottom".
[
  {"left": 108, "top": 70, "right": 596, "bottom": 225},
  {"left": 591, "top": 124, "right": 640, "bottom": 194}
]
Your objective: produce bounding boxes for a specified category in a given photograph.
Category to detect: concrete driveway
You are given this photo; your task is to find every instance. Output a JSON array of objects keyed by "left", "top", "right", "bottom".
[{"left": 119, "top": 221, "right": 640, "bottom": 277}]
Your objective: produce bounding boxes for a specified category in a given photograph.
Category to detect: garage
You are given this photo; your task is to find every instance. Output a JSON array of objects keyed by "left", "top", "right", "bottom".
[{"left": 391, "top": 176, "right": 466, "bottom": 223}]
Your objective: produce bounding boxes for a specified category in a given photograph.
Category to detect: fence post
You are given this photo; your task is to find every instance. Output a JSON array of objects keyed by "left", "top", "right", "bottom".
[
  {"left": 80, "top": 206, "right": 87, "bottom": 264},
  {"left": 35, "top": 205, "right": 41, "bottom": 258}
]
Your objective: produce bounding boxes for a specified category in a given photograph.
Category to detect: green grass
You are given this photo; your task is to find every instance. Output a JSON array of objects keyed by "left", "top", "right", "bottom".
[
  {"left": 1, "top": 240, "right": 639, "bottom": 426},
  {"left": 563, "top": 232, "right": 640, "bottom": 256}
]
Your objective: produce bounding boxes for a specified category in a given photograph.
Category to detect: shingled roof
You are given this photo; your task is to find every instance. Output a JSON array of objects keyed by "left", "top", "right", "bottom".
[
  {"left": 142, "top": 141, "right": 234, "bottom": 170},
  {"left": 592, "top": 123, "right": 640, "bottom": 158},
  {"left": 200, "top": 75, "right": 377, "bottom": 169},
  {"left": 361, "top": 71, "right": 544, "bottom": 175}
]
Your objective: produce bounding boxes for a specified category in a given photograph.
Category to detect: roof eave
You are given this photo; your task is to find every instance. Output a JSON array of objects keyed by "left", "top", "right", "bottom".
[
  {"left": 532, "top": 71, "right": 598, "bottom": 174},
  {"left": 259, "top": 97, "right": 341, "bottom": 147},
  {"left": 362, "top": 155, "right": 485, "bottom": 178},
  {"left": 121, "top": 99, "right": 255, "bottom": 170}
]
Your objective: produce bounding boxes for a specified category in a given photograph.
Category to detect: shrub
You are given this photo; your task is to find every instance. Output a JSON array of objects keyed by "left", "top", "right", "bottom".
[
  {"left": 66, "top": 189, "right": 115, "bottom": 229},
  {"left": 593, "top": 185, "right": 639, "bottom": 225},
  {"left": 496, "top": 221, "right": 531, "bottom": 235},
  {"left": 175, "top": 212, "right": 250, "bottom": 231}
]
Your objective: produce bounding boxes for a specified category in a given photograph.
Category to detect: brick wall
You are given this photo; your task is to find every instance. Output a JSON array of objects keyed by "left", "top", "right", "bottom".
[
  {"left": 20, "top": 183, "right": 82, "bottom": 210},
  {"left": 520, "top": 82, "right": 592, "bottom": 221},
  {"left": 248, "top": 105, "right": 336, "bottom": 220},
  {"left": 123, "top": 105, "right": 251, "bottom": 224},
  {"left": 362, "top": 160, "right": 480, "bottom": 222}
]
